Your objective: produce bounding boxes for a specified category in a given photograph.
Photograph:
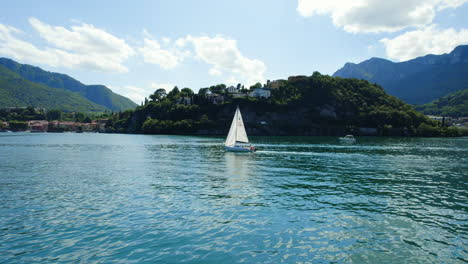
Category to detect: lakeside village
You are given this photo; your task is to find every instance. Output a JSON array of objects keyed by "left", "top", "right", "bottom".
[
  {"left": 1, "top": 80, "right": 467, "bottom": 133},
  {"left": 0, "top": 112, "right": 109, "bottom": 133},
  {"left": 0, "top": 84, "right": 273, "bottom": 133}
]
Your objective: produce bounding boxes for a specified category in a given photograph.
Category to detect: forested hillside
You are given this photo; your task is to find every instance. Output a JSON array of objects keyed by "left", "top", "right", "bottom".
[
  {"left": 106, "top": 72, "right": 460, "bottom": 136},
  {"left": 0, "top": 65, "right": 107, "bottom": 112},
  {"left": 415, "top": 89, "right": 468, "bottom": 117},
  {"left": 0, "top": 58, "right": 137, "bottom": 111}
]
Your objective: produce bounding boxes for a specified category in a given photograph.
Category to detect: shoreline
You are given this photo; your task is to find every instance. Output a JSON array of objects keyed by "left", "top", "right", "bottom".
[{"left": 2, "top": 130, "right": 467, "bottom": 138}]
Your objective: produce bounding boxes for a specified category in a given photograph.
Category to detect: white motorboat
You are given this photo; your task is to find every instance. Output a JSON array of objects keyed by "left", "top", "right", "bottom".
[
  {"left": 225, "top": 106, "right": 256, "bottom": 152},
  {"left": 339, "top": 135, "right": 356, "bottom": 143}
]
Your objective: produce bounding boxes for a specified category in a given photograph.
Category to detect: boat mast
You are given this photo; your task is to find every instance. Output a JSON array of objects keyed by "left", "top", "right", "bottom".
[{"left": 235, "top": 106, "right": 238, "bottom": 144}]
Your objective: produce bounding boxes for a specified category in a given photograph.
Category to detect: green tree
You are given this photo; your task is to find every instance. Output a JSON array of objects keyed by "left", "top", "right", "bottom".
[
  {"left": 167, "top": 86, "right": 180, "bottom": 100},
  {"left": 75, "top": 112, "right": 85, "bottom": 122},
  {"left": 107, "top": 70, "right": 455, "bottom": 137},
  {"left": 209, "top": 84, "right": 226, "bottom": 94},
  {"left": 250, "top": 82, "right": 262, "bottom": 90},
  {"left": 46, "top": 109, "right": 62, "bottom": 121},
  {"left": 9, "top": 121, "right": 28, "bottom": 131},
  {"left": 180, "top": 87, "right": 194, "bottom": 97},
  {"left": 417, "top": 123, "right": 440, "bottom": 137},
  {"left": 198, "top": 88, "right": 209, "bottom": 96},
  {"left": 149, "top": 88, "right": 167, "bottom": 102},
  {"left": 27, "top": 106, "right": 36, "bottom": 116}
]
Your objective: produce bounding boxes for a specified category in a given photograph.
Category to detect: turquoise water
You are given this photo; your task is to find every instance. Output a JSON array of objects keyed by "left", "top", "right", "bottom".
[{"left": 0, "top": 133, "right": 467, "bottom": 263}]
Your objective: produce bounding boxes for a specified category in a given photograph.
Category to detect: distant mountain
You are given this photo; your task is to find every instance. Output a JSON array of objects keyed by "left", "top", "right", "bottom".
[
  {"left": 415, "top": 89, "right": 468, "bottom": 117},
  {"left": 0, "top": 65, "right": 107, "bottom": 112},
  {"left": 0, "top": 58, "right": 137, "bottom": 111},
  {"left": 333, "top": 45, "right": 468, "bottom": 104}
]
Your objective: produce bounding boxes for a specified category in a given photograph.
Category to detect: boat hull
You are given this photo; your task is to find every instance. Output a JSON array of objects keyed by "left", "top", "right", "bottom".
[
  {"left": 339, "top": 138, "right": 356, "bottom": 143},
  {"left": 225, "top": 146, "right": 256, "bottom": 152}
]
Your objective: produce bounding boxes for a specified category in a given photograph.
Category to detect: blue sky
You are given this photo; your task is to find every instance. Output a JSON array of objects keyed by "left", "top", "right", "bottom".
[{"left": 1, "top": 0, "right": 468, "bottom": 103}]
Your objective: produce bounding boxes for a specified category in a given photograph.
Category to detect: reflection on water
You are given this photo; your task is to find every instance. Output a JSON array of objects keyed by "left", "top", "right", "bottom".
[
  {"left": 225, "top": 152, "right": 251, "bottom": 179},
  {"left": 0, "top": 133, "right": 467, "bottom": 263}
]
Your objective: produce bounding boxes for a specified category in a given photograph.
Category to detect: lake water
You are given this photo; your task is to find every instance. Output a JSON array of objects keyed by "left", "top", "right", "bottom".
[{"left": 0, "top": 133, "right": 467, "bottom": 263}]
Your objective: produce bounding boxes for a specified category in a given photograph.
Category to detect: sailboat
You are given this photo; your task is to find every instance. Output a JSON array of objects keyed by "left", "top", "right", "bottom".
[
  {"left": 339, "top": 135, "right": 356, "bottom": 143},
  {"left": 225, "top": 106, "right": 256, "bottom": 152}
]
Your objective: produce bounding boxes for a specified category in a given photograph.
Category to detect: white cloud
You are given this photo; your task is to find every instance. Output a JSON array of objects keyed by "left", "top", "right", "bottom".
[
  {"left": 29, "top": 18, "right": 134, "bottom": 58},
  {"left": 438, "top": 0, "right": 468, "bottom": 9},
  {"left": 0, "top": 24, "right": 59, "bottom": 65},
  {"left": 0, "top": 24, "right": 85, "bottom": 69},
  {"left": 29, "top": 18, "right": 135, "bottom": 72},
  {"left": 140, "top": 34, "right": 266, "bottom": 85},
  {"left": 149, "top": 82, "right": 173, "bottom": 91},
  {"left": 161, "top": 37, "right": 171, "bottom": 45},
  {"left": 208, "top": 68, "right": 222, "bottom": 76},
  {"left": 175, "top": 38, "right": 187, "bottom": 48},
  {"left": 297, "top": 0, "right": 468, "bottom": 33},
  {"left": 0, "top": 18, "right": 134, "bottom": 73},
  {"left": 115, "top": 85, "right": 149, "bottom": 104},
  {"left": 139, "top": 38, "right": 183, "bottom": 70},
  {"left": 142, "top": 28, "right": 153, "bottom": 39},
  {"left": 181, "top": 35, "right": 266, "bottom": 86},
  {"left": 109, "top": 82, "right": 174, "bottom": 104},
  {"left": 366, "top": 44, "right": 376, "bottom": 53},
  {"left": 380, "top": 25, "right": 468, "bottom": 61},
  {"left": 1, "top": 18, "right": 266, "bottom": 88}
]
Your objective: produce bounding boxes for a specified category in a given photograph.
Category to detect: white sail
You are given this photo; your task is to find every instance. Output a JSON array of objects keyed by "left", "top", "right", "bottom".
[
  {"left": 225, "top": 107, "right": 249, "bottom": 147},
  {"left": 225, "top": 109, "right": 238, "bottom": 147},
  {"left": 235, "top": 108, "right": 249, "bottom": 143}
]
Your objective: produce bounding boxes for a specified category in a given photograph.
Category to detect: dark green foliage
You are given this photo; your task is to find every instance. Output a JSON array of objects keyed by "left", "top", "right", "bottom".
[
  {"left": 270, "top": 73, "right": 433, "bottom": 130},
  {"left": 109, "top": 72, "right": 455, "bottom": 137},
  {"left": 74, "top": 112, "right": 85, "bottom": 122},
  {"left": 100, "top": 109, "right": 135, "bottom": 133},
  {"left": 46, "top": 109, "right": 62, "bottom": 121},
  {"left": 180, "top": 88, "right": 194, "bottom": 96},
  {"left": 149, "top": 88, "right": 167, "bottom": 102},
  {"left": 208, "top": 84, "right": 226, "bottom": 94},
  {"left": 8, "top": 121, "right": 28, "bottom": 131},
  {"left": 142, "top": 118, "right": 195, "bottom": 134},
  {"left": 0, "top": 107, "right": 46, "bottom": 121},
  {"left": 333, "top": 45, "right": 468, "bottom": 104},
  {"left": 0, "top": 57, "right": 137, "bottom": 111},
  {"left": 197, "top": 88, "right": 209, "bottom": 96},
  {"left": 415, "top": 89, "right": 468, "bottom": 117},
  {"left": 250, "top": 82, "right": 262, "bottom": 90},
  {"left": 167, "top": 86, "right": 180, "bottom": 100}
]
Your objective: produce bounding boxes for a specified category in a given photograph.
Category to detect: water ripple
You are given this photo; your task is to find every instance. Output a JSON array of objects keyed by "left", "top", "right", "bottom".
[{"left": 0, "top": 133, "right": 467, "bottom": 263}]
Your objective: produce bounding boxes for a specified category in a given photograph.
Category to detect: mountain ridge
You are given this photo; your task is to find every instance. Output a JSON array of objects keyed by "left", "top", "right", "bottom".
[
  {"left": 0, "top": 65, "right": 108, "bottom": 112},
  {"left": 333, "top": 45, "right": 468, "bottom": 104},
  {"left": 0, "top": 58, "right": 137, "bottom": 111}
]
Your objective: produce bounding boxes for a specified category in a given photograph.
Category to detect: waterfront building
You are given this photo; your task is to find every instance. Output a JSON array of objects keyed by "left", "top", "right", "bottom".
[
  {"left": 27, "top": 120, "right": 49, "bottom": 132},
  {"left": 250, "top": 88, "right": 271, "bottom": 98}
]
